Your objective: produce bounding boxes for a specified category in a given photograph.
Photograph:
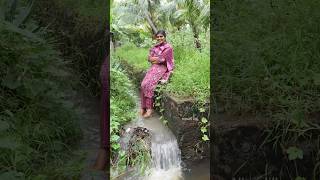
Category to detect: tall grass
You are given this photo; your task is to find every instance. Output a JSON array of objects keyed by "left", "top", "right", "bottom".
[
  {"left": 32, "top": 0, "right": 109, "bottom": 96},
  {"left": 213, "top": 0, "right": 320, "bottom": 178},
  {"left": 110, "top": 56, "right": 151, "bottom": 178},
  {"left": 114, "top": 43, "right": 149, "bottom": 70},
  {"left": 213, "top": 0, "right": 320, "bottom": 115},
  {"left": 0, "top": 1, "right": 82, "bottom": 178},
  {"left": 114, "top": 29, "right": 210, "bottom": 102}
]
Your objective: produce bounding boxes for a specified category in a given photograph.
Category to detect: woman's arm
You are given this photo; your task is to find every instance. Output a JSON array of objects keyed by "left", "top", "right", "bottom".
[
  {"left": 152, "top": 47, "right": 172, "bottom": 64},
  {"left": 161, "top": 47, "right": 174, "bottom": 82}
]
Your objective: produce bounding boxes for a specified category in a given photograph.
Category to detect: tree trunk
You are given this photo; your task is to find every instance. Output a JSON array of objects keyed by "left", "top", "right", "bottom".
[
  {"left": 144, "top": 10, "right": 158, "bottom": 34},
  {"left": 192, "top": 24, "right": 202, "bottom": 50}
]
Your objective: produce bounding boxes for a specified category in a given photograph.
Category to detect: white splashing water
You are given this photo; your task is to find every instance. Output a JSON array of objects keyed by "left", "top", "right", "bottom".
[
  {"left": 144, "top": 137, "right": 183, "bottom": 180},
  {"left": 123, "top": 114, "right": 183, "bottom": 180}
]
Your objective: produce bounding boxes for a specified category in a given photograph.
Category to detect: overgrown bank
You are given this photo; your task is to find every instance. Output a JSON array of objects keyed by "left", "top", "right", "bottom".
[
  {"left": 112, "top": 29, "right": 210, "bottom": 164},
  {"left": 1, "top": 0, "right": 109, "bottom": 179},
  {"left": 0, "top": 1, "right": 82, "bottom": 179},
  {"left": 114, "top": 29, "right": 210, "bottom": 102},
  {"left": 32, "top": 0, "right": 108, "bottom": 95},
  {"left": 110, "top": 59, "right": 154, "bottom": 178},
  {"left": 212, "top": 0, "right": 320, "bottom": 178}
]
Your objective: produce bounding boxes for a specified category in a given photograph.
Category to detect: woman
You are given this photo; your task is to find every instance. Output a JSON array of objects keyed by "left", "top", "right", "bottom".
[{"left": 140, "top": 30, "right": 174, "bottom": 118}]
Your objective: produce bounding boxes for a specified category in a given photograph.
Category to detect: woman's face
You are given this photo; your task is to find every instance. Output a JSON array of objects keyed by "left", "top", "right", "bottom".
[{"left": 156, "top": 33, "right": 165, "bottom": 43}]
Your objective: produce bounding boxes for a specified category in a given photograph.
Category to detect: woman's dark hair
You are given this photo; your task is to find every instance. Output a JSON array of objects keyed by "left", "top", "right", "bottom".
[{"left": 155, "top": 30, "right": 166, "bottom": 37}]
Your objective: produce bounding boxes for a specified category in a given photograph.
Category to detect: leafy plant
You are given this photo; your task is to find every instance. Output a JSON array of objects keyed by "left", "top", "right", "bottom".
[{"left": 0, "top": 0, "right": 82, "bottom": 178}]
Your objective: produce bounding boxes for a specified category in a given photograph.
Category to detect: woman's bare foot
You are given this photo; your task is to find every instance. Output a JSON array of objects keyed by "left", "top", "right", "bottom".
[
  {"left": 92, "top": 148, "right": 107, "bottom": 170},
  {"left": 143, "top": 109, "right": 153, "bottom": 118},
  {"left": 140, "top": 108, "right": 145, "bottom": 116}
]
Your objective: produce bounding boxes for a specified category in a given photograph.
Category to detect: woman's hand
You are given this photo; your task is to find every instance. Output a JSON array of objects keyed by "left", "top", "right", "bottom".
[{"left": 149, "top": 56, "right": 158, "bottom": 64}]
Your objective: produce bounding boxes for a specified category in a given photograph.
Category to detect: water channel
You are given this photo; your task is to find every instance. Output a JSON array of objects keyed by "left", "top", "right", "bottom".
[{"left": 117, "top": 95, "right": 210, "bottom": 180}]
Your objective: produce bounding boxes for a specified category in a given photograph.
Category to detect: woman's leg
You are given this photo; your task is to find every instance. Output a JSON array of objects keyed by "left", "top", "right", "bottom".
[{"left": 143, "top": 97, "right": 154, "bottom": 118}]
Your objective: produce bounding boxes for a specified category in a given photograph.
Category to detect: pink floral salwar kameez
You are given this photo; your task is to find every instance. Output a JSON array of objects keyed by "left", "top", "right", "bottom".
[{"left": 140, "top": 42, "right": 174, "bottom": 109}]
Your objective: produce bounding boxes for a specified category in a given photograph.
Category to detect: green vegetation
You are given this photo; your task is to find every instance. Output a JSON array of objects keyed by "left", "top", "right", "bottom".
[
  {"left": 110, "top": 59, "right": 152, "bottom": 178},
  {"left": 115, "top": 44, "right": 149, "bottom": 70},
  {"left": 213, "top": 0, "right": 320, "bottom": 178},
  {"left": 33, "top": 0, "right": 108, "bottom": 96},
  {"left": 166, "top": 30, "right": 210, "bottom": 100},
  {"left": 114, "top": 29, "right": 210, "bottom": 102},
  {"left": 111, "top": 1, "right": 210, "bottom": 162},
  {"left": 0, "top": 0, "right": 83, "bottom": 179}
]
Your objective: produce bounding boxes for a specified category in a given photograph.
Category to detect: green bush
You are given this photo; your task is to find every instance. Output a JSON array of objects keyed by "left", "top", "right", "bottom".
[
  {"left": 110, "top": 59, "right": 136, "bottom": 176},
  {"left": 32, "top": 0, "right": 108, "bottom": 96},
  {"left": 213, "top": 0, "right": 320, "bottom": 114},
  {"left": 0, "top": 1, "right": 81, "bottom": 178},
  {"left": 213, "top": 0, "right": 320, "bottom": 178}
]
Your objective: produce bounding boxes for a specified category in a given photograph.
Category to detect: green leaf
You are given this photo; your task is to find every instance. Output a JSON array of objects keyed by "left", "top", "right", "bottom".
[
  {"left": 111, "top": 135, "right": 120, "bottom": 142},
  {"left": 199, "top": 108, "right": 206, "bottom": 112},
  {"left": 202, "top": 134, "right": 209, "bottom": 141},
  {"left": 112, "top": 143, "right": 120, "bottom": 150},
  {"left": 286, "top": 147, "right": 303, "bottom": 160},
  {"left": 200, "top": 126, "right": 207, "bottom": 133},
  {"left": 4, "top": 21, "right": 42, "bottom": 42},
  {"left": 201, "top": 117, "right": 208, "bottom": 123},
  {"left": 295, "top": 177, "right": 306, "bottom": 180}
]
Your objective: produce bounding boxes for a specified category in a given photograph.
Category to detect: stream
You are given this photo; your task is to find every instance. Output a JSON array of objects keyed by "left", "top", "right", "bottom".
[{"left": 116, "top": 94, "right": 210, "bottom": 180}]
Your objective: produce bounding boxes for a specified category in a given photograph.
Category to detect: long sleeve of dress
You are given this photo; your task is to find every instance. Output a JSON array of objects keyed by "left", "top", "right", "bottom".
[
  {"left": 160, "top": 47, "right": 174, "bottom": 82},
  {"left": 148, "top": 48, "right": 156, "bottom": 62}
]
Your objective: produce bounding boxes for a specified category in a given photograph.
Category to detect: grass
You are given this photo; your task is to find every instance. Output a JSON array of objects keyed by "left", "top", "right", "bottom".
[
  {"left": 212, "top": 0, "right": 320, "bottom": 178},
  {"left": 32, "top": 0, "right": 108, "bottom": 96},
  {"left": 114, "top": 29, "right": 210, "bottom": 102},
  {"left": 115, "top": 43, "right": 150, "bottom": 70},
  {"left": 212, "top": 0, "right": 320, "bottom": 115},
  {"left": 0, "top": 1, "right": 83, "bottom": 178}
]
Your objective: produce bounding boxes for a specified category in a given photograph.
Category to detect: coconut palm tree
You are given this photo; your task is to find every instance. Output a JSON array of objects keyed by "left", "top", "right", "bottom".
[{"left": 174, "top": 0, "right": 210, "bottom": 49}]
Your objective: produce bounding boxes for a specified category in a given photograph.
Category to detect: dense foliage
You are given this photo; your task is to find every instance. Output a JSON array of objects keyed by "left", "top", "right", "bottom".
[
  {"left": 213, "top": 0, "right": 320, "bottom": 115},
  {"left": 33, "top": 0, "right": 108, "bottom": 96},
  {"left": 110, "top": 58, "right": 136, "bottom": 177},
  {"left": 0, "top": 0, "right": 82, "bottom": 179},
  {"left": 114, "top": 28, "right": 210, "bottom": 102},
  {"left": 213, "top": 0, "right": 320, "bottom": 178}
]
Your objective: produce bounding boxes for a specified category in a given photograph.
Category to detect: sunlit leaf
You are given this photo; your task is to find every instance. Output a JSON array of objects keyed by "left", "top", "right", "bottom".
[
  {"left": 202, "top": 134, "right": 209, "bottom": 141},
  {"left": 286, "top": 147, "right": 303, "bottom": 160}
]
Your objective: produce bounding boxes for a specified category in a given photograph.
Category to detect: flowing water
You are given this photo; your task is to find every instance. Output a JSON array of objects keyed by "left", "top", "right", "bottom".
[
  {"left": 121, "top": 113, "right": 183, "bottom": 180},
  {"left": 114, "top": 93, "right": 209, "bottom": 180}
]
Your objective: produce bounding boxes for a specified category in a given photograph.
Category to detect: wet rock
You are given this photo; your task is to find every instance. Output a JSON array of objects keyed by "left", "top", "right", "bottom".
[{"left": 161, "top": 93, "right": 210, "bottom": 166}]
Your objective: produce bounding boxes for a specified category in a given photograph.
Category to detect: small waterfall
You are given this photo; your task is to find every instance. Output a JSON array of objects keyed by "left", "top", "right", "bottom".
[
  {"left": 122, "top": 115, "right": 183, "bottom": 180},
  {"left": 122, "top": 95, "right": 183, "bottom": 180},
  {"left": 145, "top": 136, "right": 183, "bottom": 180},
  {"left": 151, "top": 139, "right": 181, "bottom": 170}
]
